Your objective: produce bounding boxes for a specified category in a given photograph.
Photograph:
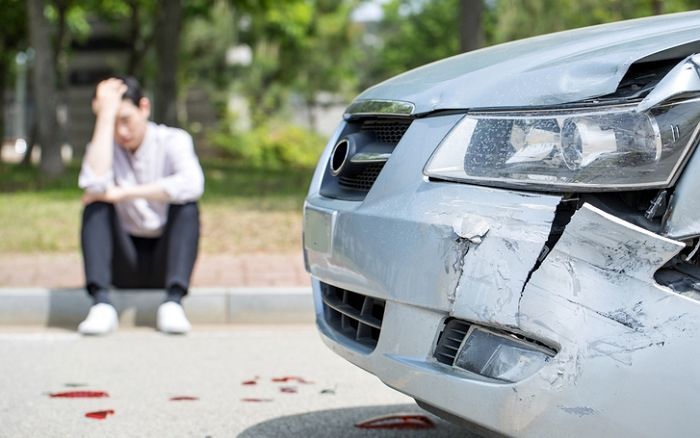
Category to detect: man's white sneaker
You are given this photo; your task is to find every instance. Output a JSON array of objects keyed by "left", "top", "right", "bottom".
[
  {"left": 78, "top": 303, "right": 118, "bottom": 335},
  {"left": 157, "top": 302, "right": 191, "bottom": 334}
]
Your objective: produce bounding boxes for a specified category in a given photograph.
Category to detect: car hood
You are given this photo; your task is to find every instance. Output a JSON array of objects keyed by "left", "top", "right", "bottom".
[{"left": 354, "top": 11, "right": 700, "bottom": 114}]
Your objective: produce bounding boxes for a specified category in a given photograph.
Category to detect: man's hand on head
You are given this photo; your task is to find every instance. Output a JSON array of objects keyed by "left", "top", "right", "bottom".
[{"left": 92, "top": 78, "right": 127, "bottom": 117}]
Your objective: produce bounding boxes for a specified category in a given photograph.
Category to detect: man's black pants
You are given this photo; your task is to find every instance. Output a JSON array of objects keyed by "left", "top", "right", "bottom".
[{"left": 81, "top": 202, "right": 200, "bottom": 299}]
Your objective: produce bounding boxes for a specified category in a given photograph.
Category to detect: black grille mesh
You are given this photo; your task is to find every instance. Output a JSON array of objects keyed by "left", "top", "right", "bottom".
[
  {"left": 360, "top": 119, "right": 412, "bottom": 144},
  {"left": 434, "top": 319, "right": 471, "bottom": 365},
  {"left": 338, "top": 163, "right": 385, "bottom": 191},
  {"left": 321, "top": 282, "right": 385, "bottom": 350}
]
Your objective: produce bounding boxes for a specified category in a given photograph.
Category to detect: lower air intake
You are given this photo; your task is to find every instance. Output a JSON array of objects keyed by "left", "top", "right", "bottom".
[
  {"left": 320, "top": 282, "right": 385, "bottom": 350},
  {"left": 434, "top": 319, "right": 471, "bottom": 365}
]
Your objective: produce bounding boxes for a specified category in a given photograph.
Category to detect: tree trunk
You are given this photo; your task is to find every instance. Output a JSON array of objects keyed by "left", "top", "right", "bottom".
[
  {"left": 27, "top": 0, "right": 63, "bottom": 177},
  {"left": 154, "top": 0, "right": 182, "bottom": 127},
  {"left": 127, "top": 0, "right": 153, "bottom": 77},
  {"left": 0, "top": 56, "right": 6, "bottom": 146},
  {"left": 459, "top": 0, "right": 483, "bottom": 53}
]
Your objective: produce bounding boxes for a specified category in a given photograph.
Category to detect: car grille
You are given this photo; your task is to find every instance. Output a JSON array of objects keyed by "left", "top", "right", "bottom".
[
  {"left": 434, "top": 319, "right": 471, "bottom": 365},
  {"left": 338, "top": 162, "right": 385, "bottom": 191},
  {"left": 320, "top": 282, "right": 385, "bottom": 350},
  {"left": 360, "top": 119, "right": 412, "bottom": 144},
  {"left": 320, "top": 117, "right": 412, "bottom": 201}
]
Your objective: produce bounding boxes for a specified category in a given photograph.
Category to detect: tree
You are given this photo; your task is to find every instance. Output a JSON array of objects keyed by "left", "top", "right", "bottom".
[
  {"left": 27, "top": 0, "right": 63, "bottom": 177},
  {"left": 459, "top": 0, "right": 483, "bottom": 53},
  {"left": 363, "top": 0, "right": 461, "bottom": 87},
  {"left": 0, "top": 0, "right": 27, "bottom": 146},
  {"left": 153, "top": 0, "right": 183, "bottom": 126}
]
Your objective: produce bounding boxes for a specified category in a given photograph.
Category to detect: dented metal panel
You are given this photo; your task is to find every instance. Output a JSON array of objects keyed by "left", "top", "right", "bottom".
[
  {"left": 664, "top": 140, "right": 700, "bottom": 240},
  {"left": 357, "top": 12, "right": 700, "bottom": 113},
  {"left": 450, "top": 200, "right": 557, "bottom": 327}
]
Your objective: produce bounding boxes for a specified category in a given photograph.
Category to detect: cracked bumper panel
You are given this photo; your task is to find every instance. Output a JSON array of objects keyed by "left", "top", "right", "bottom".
[{"left": 311, "top": 203, "right": 700, "bottom": 437}]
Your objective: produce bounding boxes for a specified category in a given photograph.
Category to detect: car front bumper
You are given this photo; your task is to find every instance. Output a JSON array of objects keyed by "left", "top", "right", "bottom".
[{"left": 304, "top": 115, "right": 700, "bottom": 437}]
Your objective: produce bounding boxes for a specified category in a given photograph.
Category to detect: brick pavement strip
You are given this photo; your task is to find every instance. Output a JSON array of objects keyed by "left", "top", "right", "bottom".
[{"left": 0, "top": 252, "right": 310, "bottom": 288}]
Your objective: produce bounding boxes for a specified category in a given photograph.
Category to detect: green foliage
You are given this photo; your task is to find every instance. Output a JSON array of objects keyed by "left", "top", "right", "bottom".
[
  {"left": 210, "top": 119, "right": 325, "bottom": 170},
  {"left": 491, "top": 0, "right": 700, "bottom": 43},
  {"left": 361, "top": 0, "right": 461, "bottom": 87},
  {"left": 0, "top": 0, "right": 27, "bottom": 73},
  {"left": 236, "top": 0, "right": 361, "bottom": 125}
]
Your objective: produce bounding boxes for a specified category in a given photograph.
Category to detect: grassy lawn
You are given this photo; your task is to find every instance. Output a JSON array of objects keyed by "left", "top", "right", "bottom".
[{"left": 0, "top": 160, "right": 313, "bottom": 254}]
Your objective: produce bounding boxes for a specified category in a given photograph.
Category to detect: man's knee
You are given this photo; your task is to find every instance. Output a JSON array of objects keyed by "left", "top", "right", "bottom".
[
  {"left": 81, "top": 201, "right": 115, "bottom": 228},
  {"left": 83, "top": 201, "right": 114, "bottom": 218},
  {"left": 167, "top": 202, "right": 200, "bottom": 224}
]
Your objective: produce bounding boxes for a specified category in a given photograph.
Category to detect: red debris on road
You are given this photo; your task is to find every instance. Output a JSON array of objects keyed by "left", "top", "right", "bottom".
[
  {"left": 271, "top": 376, "right": 313, "bottom": 384},
  {"left": 49, "top": 391, "right": 109, "bottom": 398},
  {"left": 170, "top": 396, "right": 199, "bottom": 401},
  {"left": 242, "top": 376, "right": 260, "bottom": 385},
  {"left": 241, "top": 398, "right": 273, "bottom": 403},
  {"left": 355, "top": 413, "right": 435, "bottom": 430},
  {"left": 85, "top": 410, "right": 115, "bottom": 420}
]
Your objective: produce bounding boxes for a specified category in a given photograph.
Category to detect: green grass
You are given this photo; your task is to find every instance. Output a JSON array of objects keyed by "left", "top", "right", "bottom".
[{"left": 0, "top": 160, "right": 313, "bottom": 253}]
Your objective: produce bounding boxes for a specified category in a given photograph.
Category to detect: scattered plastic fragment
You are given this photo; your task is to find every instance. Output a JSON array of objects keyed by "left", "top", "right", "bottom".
[
  {"left": 64, "top": 383, "right": 88, "bottom": 388},
  {"left": 279, "top": 386, "right": 298, "bottom": 394},
  {"left": 355, "top": 413, "right": 435, "bottom": 430},
  {"left": 85, "top": 410, "right": 115, "bottom": 420},
  {"left": 453, "top": 214, "right": 490, "bottom": 244},
  {"left": 170, "top": 396, "right": 199, "bottom": 401},
  {"left": 320, "top": 389, "right": 336, "bottom": 395},
  {"left": 50, "top": 391, "right": 109, "bottom": 398},
  {"left": 271, "top": 376, "right": 313, "bottom": 384},
  {"left": 241, "top": 398, "right": 273, "bottom": 403}
]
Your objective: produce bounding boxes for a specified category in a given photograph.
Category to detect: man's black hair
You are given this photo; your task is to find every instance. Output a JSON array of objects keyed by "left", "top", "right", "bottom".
[
  {"left": 94, "top": 75, "right": 144, "bottom": 106},
  {"left": 114, "top": 75, "right": 144, "bottom": 106}
]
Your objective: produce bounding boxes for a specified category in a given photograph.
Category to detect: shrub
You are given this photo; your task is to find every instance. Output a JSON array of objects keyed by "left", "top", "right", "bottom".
[{"left": 210, "top": 120, "right": 326, "bottom": 169}]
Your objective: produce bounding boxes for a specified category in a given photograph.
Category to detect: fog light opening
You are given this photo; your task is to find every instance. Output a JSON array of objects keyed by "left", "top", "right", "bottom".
[{"left": 454, "top": 327, "right": 555, "bottom": 383}]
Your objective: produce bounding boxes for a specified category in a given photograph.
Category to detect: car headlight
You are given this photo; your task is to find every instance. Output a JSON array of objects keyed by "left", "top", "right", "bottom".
[{"left": 424, "top": 99, "right": 700, "bottom": 192}]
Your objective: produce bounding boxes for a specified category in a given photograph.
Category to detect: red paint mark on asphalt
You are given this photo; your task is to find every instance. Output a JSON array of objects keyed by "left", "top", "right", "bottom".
[
  {"left": 170, "top": 396, "right": 199, "bottom": 401},
  {"left": 242, "top": 375, "right": 260, "bottom": 385},
  {"left": 271, "top": 376, "right": 313, "bottom": 384},
  {"left": 279, "top": 386, "right": 298, "bottom": 394},
  {"left": 50, "top": 391, "right": 109, "bottom": 398},
  {"left": 241, "top": 398, "right": 273, "bottom": 403},
  {"left": 85, "top": 410, "right": 115, "bottom": 420},
  {"left": 355, "top": 414, "right": 435, "bottom": 430}
]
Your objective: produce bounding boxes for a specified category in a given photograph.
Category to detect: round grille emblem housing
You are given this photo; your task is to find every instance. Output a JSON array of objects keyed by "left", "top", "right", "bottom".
[{"left": 330, "top": 139, "right": 350, "bottom": 176}]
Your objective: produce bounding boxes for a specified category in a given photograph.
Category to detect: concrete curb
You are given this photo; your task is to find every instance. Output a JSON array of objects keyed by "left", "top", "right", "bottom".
[{"left": 0, "top": 287, "right": 314, "bottom": 327}]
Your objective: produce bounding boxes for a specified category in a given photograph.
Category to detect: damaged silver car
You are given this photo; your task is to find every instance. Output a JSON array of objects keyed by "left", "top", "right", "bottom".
[{"left": 303, "top": 11, "right": 700, "bottom": 437}]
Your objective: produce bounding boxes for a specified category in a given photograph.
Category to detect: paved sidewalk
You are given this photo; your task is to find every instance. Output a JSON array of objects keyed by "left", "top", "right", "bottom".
[{"left": 0, "top": 252, "right": 310, "bottom": 288}]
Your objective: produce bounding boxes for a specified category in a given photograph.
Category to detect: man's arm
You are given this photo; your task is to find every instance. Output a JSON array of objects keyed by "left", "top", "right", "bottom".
[
  {"left": 83, "top": 78, "right": 126, "bottom": 178},
  {"left": 82, "top": 183, "right": 170, "bottom": 205}
]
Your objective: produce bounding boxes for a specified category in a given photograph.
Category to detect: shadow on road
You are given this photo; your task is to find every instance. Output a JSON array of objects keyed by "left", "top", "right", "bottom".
[{"left": 237, "top": 403, "right": 479, "bottom": 437}]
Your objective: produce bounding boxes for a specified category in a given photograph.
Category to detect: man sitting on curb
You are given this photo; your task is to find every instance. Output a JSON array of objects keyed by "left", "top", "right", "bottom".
[{"left": 78, "top": 76, "right": 204, "bottom": 335}]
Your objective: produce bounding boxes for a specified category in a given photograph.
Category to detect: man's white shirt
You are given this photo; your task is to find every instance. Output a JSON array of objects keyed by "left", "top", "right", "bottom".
[{"left": 79, "top": 122, "right": 204, "bottom": 237}]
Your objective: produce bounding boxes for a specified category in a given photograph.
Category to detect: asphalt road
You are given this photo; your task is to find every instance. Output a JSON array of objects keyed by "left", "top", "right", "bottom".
[{"left": 0, "top": 325, "right": 474, "bottom": 437}]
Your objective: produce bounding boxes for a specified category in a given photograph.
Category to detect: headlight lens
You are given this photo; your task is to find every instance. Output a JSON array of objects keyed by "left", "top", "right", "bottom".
[{"left": 425, "top": 100, "right": 700, "bottom": 191}]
